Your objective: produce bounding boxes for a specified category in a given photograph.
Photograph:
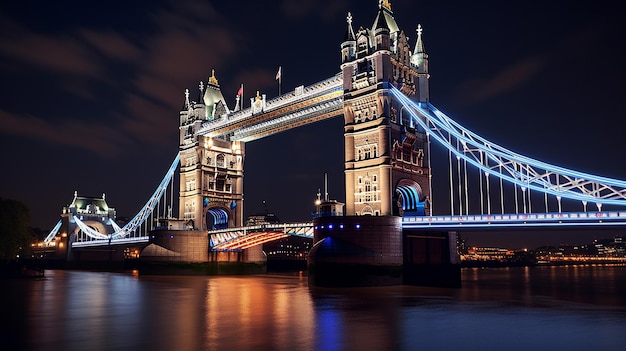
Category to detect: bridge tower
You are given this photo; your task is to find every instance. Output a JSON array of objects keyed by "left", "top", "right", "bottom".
[
  {"left": 310, "top": 1, "right": 459, "bottom": 288},
  {"left": 342, "top": 0, "right": 431, "bottom": 217},
  {"left": 61, "top": 192, "right": 118, "bottom": 261},
  {"left": 179, "top": 70, "right": 244, "bottom": 230}
]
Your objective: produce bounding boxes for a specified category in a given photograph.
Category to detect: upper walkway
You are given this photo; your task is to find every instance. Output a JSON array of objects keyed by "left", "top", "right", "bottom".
[{"left": 197, "top": 74, "right": 343, "bottom": 142}]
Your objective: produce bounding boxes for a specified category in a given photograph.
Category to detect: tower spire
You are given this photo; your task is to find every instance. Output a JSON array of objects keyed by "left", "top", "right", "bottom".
[
  {"left": 198, "top": 80, "right": 205, "bottom": 102},
  {"left": 184, "top": 88, "right": 191, "bottom": 110},
  {"left": 344, "top": 12, "right": 355, "bottom": 41},
  {"left": 410, "top": 24, "right": 430, "bottom": 102},
  {"left": 413, "top": 24, "right": 425, "bottom": 54},
  {"left": 208, "top": 69, "right": 219, "bottom": 86}
]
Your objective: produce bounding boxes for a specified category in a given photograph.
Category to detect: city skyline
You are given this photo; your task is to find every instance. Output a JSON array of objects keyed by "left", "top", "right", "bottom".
[{"left": 1, "top": 0, "right": 625, "bottom": 248}]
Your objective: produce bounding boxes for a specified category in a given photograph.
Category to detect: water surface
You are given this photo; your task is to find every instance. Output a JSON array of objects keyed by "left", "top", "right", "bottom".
[{"left": 3, "top": 265, "right": 624, "bottom": 350}]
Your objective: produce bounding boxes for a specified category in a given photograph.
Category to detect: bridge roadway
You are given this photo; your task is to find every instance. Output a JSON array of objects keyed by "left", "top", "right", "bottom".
[
  {"left": 70, "top": 210, "right": 626, "bottom": 250},
  {"left": 197, "top": 74, "right": 343, "bottom": 141},
  {"left": 402, "top": 210, "right": 626, "bottom": 229}
]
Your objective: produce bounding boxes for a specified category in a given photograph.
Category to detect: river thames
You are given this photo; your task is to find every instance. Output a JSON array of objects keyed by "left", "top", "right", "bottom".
[{"left": 2, "top": 265, "right": 625, "bottom": 350}]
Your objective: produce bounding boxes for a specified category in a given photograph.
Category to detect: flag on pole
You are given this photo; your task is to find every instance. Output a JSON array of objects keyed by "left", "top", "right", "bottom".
[
  {"left": 237, "top": 84, "right": 244, "bottom": 110},
  {"left": 276, "top": 66, "right": 282, "bottom": 95}
]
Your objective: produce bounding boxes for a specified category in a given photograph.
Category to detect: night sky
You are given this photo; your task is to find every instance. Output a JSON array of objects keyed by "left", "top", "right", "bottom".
[{"left": 1, "top": 0, "right": 625, "bottom": 249}]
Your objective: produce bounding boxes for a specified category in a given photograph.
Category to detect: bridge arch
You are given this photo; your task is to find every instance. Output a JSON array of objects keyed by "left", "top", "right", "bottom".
[
  {"left": 394, "top": 179, "right": 426, "bottom": 216},
  {"left": 361, "top": 204, "right": 375, "bottom": 216},
  {"left": 72, "top": 220, "right": 108, "bottom": 241},
  {"left": 205, "top": 207, "right": 230, "bottom": 230}
]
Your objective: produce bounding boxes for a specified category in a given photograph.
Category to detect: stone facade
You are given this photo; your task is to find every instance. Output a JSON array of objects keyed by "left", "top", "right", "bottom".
[
  {"left": 341, "top": 3, "right": 431, "bottom": 217},
  {"left": 179, "top": 71, "right": 244, "bottom": 230}
]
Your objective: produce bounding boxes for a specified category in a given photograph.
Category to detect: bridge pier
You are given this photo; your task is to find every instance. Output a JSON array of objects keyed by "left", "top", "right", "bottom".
[
  {"left": 308, "top": 216, "right": 403, "bottom": 287},
  {"left": 403, "top": 230, "right": 461, "bottom": 288},
  {"left": 207, "top": 245, "right": 266, "bottom": 274},
  {"left": 308, "top": 216, "right": 460, "bottom": 287},
  {"left": 139, "top": 229, "right": 266, "bottom": 274}
]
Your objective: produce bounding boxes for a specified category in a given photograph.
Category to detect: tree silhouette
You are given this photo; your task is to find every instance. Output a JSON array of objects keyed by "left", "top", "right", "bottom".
[{"left": 0, "top": 198, "right": 32, "bottom": 261}]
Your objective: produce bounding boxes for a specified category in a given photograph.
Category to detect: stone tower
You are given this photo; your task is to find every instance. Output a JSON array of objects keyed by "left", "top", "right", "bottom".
[
  {"left": 341, "top": 0, "right": 431, "bottom": 217},
  {"left": 178, "top": 70, "right": 244, "bottom": 230}
]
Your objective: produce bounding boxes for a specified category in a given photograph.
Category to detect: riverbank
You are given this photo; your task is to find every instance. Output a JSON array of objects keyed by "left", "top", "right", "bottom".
[{"left": 0, "top": 261, "right": 44, "bottom": 279}]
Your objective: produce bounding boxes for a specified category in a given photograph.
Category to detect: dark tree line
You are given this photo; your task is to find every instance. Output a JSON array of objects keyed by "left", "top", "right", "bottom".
[{"left": 0, "top": 197, "right": 35, "bottom": 261}]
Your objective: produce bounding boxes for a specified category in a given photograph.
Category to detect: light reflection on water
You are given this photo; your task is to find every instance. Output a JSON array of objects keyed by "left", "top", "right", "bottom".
[{"left": 2, "top": 265, "right": 625, "bottom": 351}]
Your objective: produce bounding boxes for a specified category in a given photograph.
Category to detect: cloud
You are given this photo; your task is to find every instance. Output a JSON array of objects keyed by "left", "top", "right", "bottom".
[
  {"left": 452, "top": 15, "right": 613, "bottom": 107},
  {"left": 0, "top": 109, "right": 126, "bottom": 157},
  {"left": 122, "top": 93, "right": 178, "bottom": 147},
  {"left": 0, "top": 0, "right": 247, "bottom": 159},
  {"left": 282, "top": 0, "right": 348, "bottom": 20},
  {"left": 129, "top": 0, "right": 243, "bottom": 118},
  {"left": 232, "top": 69, "right": 279, "bottom": 101},
  {"left": 78, "top": 30, "right": 142, "bottom": 62},
  {"left": 454, "top": 54, "right": 549, "bottom": 105},
  {"left": 0, "top": 16, "right": 101, "bottom": 77}
]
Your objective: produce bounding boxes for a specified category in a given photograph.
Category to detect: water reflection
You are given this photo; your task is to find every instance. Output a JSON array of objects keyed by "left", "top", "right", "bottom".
[{"left": 1, "top": 266, "right": 624, "bottom": 350}]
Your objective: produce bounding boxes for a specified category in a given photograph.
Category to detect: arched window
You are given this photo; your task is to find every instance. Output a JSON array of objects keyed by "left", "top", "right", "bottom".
[{"left": 216, "top": 154, "right": 225, "bottom": 168}]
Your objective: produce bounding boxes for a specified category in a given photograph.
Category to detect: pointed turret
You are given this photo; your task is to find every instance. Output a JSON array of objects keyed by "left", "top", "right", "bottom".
[
  {"left": 372, "top": 0, "right": 399, "bottom": 33},
  {"left": 197, "top": 81, "right": 205, "bottom": 104},
  {"left": 411, "top": 24, "right": 427, "bottom": 68},
  {"left": 203, "top": 69, "right": 231, "bottom": 120},
  {"left": 410, "top": 24, "right": 430, "bottom": 102},
  {"left": 372, "top": 0, "right": 399, "bottom": 53},
  {"left": 182, "top": 88, "right": 191, "bottom": 110},
  {"left": 341, "top": 12, "right": 357, "bottom": 64},
  {"left": 373, "top": 5, "right": 391, "bottom": 51},
  {"left": 344, "top": 11, "right": 356, "bottom": 41}
]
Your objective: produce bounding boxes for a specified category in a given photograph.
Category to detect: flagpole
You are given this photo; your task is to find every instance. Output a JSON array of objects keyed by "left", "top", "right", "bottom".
[{"left": 276, "top": 66, "right": 282, "bottom": 96}]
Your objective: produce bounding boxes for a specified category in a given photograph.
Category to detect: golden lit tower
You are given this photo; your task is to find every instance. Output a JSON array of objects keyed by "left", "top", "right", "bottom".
[
  {"left": 178, "top": 70, "right": 245, "bottom": 230},
  {"left": 341, "top": 1, "right": 431, "bottom": 217}
]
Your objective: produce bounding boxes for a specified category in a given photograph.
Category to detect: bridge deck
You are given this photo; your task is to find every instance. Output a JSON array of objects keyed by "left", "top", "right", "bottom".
[
  {"left": 403, "top": 210, "right": 626, "bottom": 229},
  {"left": 70, "top": 211, "right": 626, "bottom": 248}
]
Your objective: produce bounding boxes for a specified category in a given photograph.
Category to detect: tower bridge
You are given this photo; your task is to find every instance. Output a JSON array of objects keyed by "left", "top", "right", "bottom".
[{"left": 37, "top": 1, "right": 626, "bottom": 286}]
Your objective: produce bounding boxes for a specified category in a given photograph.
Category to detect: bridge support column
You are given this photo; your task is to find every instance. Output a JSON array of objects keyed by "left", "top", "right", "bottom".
[
  {"left": 308, "top": 216, "right": 461, "bottom": 288},
  {"left": 208, "top": 245, "right": 266, "bottom": 274},
  {"left": 308, "top": 216, "right": 403, "bottom": 287},
  {"left": 403, "top": 230, "right": 461, "bottom": 288},
  {"left": 139, "top": 230, "right": 266, "bottom": 274}
]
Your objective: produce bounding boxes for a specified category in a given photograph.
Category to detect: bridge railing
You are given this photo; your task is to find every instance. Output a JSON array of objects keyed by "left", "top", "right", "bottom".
[
  {"left": 404, "top": 210, "right": 626, "bottom": 226},
  {"left": 71, "top": 236, "right": 149, "bottom": 248}
]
